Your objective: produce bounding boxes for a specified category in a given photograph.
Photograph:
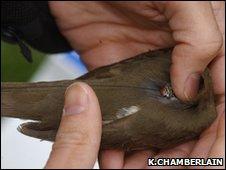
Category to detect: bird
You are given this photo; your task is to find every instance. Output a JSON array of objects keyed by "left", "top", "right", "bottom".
[{"left": 1, "top": 48, "right": 217, "bottom": 151}]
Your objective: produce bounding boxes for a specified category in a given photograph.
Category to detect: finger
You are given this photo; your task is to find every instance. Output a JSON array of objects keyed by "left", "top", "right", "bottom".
[
  {"left": 124, "top": 150, "right": 156, "bottom": 169},
  {"left": 98, "top": 149, "right": 125, "bottom": 169},
  {"left": 45, "top": 82, "right": 102, "bottom": 169},
  {"left": 208, "top": 111, "right": 225, "bottom": 158},
  {"left": 189, "top": 99, "right": 225, "bottom": 159},
  {"left": 209, "top": 53, "right": 225, "bottom": 95},
  {"left": 155, "top": 141, "right": 195, "bottom": 158},
  {"left": 155, "top": 1, "right": 223, "bottom": 101},
  {"left": 209, "top": 1, "right": 225, "bottom": 97},
  {"left": 188, "top": 104, "right": 225, "bottom": 169},
  {"left": 188, "top": 114, "right": 219, "bottom": 159},
  {"left": 148, "top": 141, "right": 196, "bottom": 169},
  {"left": 208, "top": 101, "right": 225, "bottom": 159}
]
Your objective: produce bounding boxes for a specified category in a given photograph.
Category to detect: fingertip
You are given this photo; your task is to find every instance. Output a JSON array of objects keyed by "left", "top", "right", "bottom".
[
  {"left": 170, "top": 64, "right": 188, "bottom": 101},
  {"left": 171, "top": 59, "right": 204, "bottom": 102},
  {"left": 65, "top": 82, "right": 92, "bottom": 99},
  {"left": 184, "top": 72, "right": 201, "bottom": 101},
  {"left": 99, "top": 150, "right": 124, "bottom": 169}
]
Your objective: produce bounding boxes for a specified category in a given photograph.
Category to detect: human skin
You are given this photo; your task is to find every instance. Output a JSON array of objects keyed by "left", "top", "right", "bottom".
[{"left": 46, "top": 1, "right": 225, "bottom": 169}]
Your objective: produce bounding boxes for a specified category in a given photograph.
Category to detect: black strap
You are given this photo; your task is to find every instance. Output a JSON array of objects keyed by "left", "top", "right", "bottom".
[
  {"left": 2, "top": 26, "right": 32, "bottom": 63},
  {"left": 1, "top": 1, "right": 72, "bottom": 62}
]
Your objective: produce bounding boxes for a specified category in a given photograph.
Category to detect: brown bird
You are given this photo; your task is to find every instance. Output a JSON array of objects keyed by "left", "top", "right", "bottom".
[{"left": 1, "top": 48, "right": 217, "bottom": 151}]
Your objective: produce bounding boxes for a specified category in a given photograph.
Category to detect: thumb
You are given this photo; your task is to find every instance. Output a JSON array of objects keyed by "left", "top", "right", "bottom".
[
  {"left": 45, "top": 82, "right": 102, "bottom": 169},
  {"left": 158, "top": 2, "right": 223, "bottom": 101}
]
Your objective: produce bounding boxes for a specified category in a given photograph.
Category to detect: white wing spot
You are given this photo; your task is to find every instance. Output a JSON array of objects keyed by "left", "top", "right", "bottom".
[
  {"left": 116, "top": 106, "right": 140, "bottom": 119},
  {"left": 102, "top": 120, "right": 114, "bottom": 125}
]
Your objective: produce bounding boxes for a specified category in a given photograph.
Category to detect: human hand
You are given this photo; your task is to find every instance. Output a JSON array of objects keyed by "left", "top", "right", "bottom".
[
  {"left": 45, "top": 82, "right": 102, "bottom": 169},
  {"left": 49, "top": 1, "right": 225, "bottom": 169},
  {"left": 49, "top": 1, "right": 223, "bottom": 101}
]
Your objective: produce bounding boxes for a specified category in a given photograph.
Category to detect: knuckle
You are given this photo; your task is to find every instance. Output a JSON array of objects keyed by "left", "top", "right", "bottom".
[
  {"left": 196, "top": 30, "right": 223, "bottom": 56},
  {"left": 172, "top": 31, "right": 223, "bottom": 64}
]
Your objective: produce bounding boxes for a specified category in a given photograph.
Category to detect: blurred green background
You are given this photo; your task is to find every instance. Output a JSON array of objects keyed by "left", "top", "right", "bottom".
[{"left": 1, "top": 41, "right": 46, "bottom": 82}]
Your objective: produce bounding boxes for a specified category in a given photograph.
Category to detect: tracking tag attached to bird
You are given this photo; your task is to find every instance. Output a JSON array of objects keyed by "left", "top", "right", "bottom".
[{"left": 1, "top": 48, "right": 217, "bottom": 151}]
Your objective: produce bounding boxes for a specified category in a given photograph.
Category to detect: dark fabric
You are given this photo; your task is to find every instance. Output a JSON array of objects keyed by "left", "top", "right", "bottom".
[{"left": 1, "top": 1, "right": 72, "bottom": 53}]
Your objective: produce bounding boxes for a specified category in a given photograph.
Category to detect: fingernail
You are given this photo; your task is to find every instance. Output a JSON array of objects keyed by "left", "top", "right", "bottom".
[
  {"left": 63, "top": 83, "right": 89, "bottom": 115},
  {"left": 184, "top": 73, "right": 201, "bottom": 101}
]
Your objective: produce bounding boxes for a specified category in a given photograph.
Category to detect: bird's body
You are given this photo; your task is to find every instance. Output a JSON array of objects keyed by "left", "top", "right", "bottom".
[{"left": 1, "top": 48, "right": 217, "bottom": 151}]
